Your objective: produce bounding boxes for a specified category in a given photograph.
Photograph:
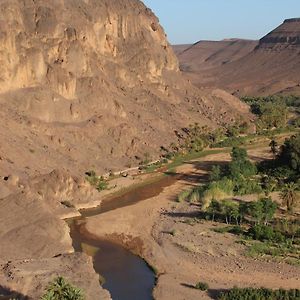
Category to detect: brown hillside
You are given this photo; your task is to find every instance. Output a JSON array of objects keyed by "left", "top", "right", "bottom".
[
  {"left": 0, "top": 0, "right": 249, "bottom": 181},
  {"left": 173, "top": 39, "right": 258, "bottom": 72},
  {"left": 0, "top": 1, "right": 250, "bottom": 298},
  {"left": 177, "top": 19, "right": 300, "bottom": 96}
]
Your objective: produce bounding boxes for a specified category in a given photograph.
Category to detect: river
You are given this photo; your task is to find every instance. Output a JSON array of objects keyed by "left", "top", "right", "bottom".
[{"left": 69, "top": 174, "right": 177, "bottom": 300}]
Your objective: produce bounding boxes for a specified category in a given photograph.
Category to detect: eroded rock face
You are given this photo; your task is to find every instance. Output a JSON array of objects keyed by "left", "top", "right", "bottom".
[
  {"left": 0, "top": 0, "right": 178, "bottom": 96},
  {"left": 0, "top": 1, "right": 249, "bottom": 298},
  {"left": 259, "top": 18, "right": 300, "bottom": 48},
  {"left": 0, "top": 0, "right": 250, "bottom": 178},
  {"left": 0, "top": 193, "right": 73, "bottom": 261},
  {"left": 0, "top": 253, "right": 111, "bottom": 300}
]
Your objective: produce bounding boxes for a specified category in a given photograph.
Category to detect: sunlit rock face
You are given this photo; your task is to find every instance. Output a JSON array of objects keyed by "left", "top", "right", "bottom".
[
  {"left": 0, "top": 0, "right": 178, "bottom": 97},
  {"left": 0, "top": 0, "right": 248, "bottom": 178}
]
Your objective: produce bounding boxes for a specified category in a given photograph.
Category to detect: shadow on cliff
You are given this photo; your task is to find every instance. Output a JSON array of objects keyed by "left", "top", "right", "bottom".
[{"left": 0, "top": 286, "right": 28, "bottom": 300}]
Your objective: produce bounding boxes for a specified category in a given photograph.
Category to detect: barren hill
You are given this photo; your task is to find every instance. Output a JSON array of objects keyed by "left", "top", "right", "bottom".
[
  {"left": 177, "top": 19, "right": 300, "bottom": 96},
  {"left": 173, "top": 39, "right": 258, "bottom": 72}
]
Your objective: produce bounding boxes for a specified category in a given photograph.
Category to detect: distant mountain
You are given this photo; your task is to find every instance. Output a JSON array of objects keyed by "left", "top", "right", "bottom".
[
  {"left": 173, "top": 39, "right": 258, "bottom": 72},
  {"left": 175, "top": 19, "right": 300, "bottom": 96}
]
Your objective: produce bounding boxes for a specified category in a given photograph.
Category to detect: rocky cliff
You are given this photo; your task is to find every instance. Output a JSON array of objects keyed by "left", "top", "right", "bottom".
[
  {"left": 259, "top": 18, "right": 300, "bottom": 48},
  {"left": 0, "top": 0, "right": 249, "bottom": 179},
  {"left": 0, "top": 1, "right": 250, "bottom": 298}
]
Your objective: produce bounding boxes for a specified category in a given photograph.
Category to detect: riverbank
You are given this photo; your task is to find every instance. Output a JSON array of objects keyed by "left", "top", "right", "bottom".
[{"left": 84, "top": 149, "right": 300, "bottom": 300}]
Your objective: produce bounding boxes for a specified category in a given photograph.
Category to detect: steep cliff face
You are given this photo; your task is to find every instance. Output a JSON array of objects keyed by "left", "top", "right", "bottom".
[
  {"left": 0, "top": 0, "right": 249, "bottom": 178},
  {"left": 0, "top": 0, "right": 178, "bottom": 97}
]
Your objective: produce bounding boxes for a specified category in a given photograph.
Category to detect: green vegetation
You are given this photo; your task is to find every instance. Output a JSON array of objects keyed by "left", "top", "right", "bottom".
[
  {"left": 195, "top": 281, "right": 209, "bottom": 291},
  {"left": 161, "top": 122, "right": 250, "bottom": 160},
  {"left": 41, "top": 277, "right": 84, "bottom": 300},
  {"left": 177, "top": 189, "right": 192, "bottom": 203},
  {"left": 177, "top": 136, "right": 300, "bottom": 262},
  {"left": 258, "top": 134, "right": 300, "bottom": 210},
  {"left": 181, "top": 147, "right": 262, "bottom": 208},
  {"left": 219, "top": 287, "right": 300, "bottom": 300},
  {"left": 85, "top": 170, "right": 108, "bottom": 192},
  {"left": 241, "top": 95, "right": 297, "bottom": 132}
]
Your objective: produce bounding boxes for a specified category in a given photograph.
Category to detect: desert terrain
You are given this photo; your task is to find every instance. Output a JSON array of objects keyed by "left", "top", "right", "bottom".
[
  {"left": 0, "top": 0, "right": 299, "bottom": 299},
  {"left": 175, "top": 18, "right": 300, "bottom": 96},
  {"left": 84, "top": 145, "right": 300, "bottom": 300}
]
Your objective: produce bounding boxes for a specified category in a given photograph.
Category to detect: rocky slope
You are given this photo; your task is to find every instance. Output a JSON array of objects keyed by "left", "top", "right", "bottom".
[
  {"left": 0, "top": 0, "right": 250, "bottom": 179},
  {"left": 177, "top": 19, "right": 300, "bottom": 96},
  {"left": 173, "top": 39, "right": 258, "bottom": 72},
  {"left": 0, "top": 0, "right": 250, "bottom": 298}
]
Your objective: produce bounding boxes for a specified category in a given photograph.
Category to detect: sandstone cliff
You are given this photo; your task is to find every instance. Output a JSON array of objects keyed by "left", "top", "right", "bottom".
[
  {"left": 0, "top": 0, "right": 249, "bottom": 179},
  {"left": 0, "top": 1, "right": 250, "bottom": 298}
]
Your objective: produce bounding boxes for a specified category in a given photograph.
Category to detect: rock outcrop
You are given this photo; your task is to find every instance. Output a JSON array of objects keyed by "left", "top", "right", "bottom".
[
  {"left": 0, "top": 0, "right": 250, "bottom": 179},
  {"left": 259, "top": 18, "right": 300, "bottom": 48},
  {"left": 0, "top": 253, "right": 111, "bottom": 300}
]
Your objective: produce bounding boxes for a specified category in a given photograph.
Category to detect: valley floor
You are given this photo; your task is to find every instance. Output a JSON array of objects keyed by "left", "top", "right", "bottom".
[{"left": 85, "top": 149, "right": 300, "bottom": 300}]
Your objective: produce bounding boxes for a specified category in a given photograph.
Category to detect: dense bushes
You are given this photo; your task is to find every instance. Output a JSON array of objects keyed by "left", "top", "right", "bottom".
[
  {"left": 277, "top": 134, "right": 300, "bottom": 174},
  {"left": 219, "top": 287, "right": 300, "bottom": 300},
  {"left": 241, "top": 96, "right": 289, "bottom": 131},
  {"left": 209, "top": 147, "right": 261, "bottom": 196},
  {"left": 206, "top": 198, "right": 277, "bottom": 226},
  {"left": 248, "top": 225, "right": 284, "bottom": 243}
]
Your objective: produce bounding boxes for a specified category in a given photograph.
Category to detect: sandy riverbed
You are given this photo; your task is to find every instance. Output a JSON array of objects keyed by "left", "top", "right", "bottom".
[{"left": 85, "top": 149, "right": 300, "bottom": 300}]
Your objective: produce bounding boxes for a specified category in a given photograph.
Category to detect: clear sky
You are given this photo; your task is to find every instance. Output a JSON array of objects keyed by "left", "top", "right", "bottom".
[{"left": 141, "top": 0, "right": 300, "bottom": 44}]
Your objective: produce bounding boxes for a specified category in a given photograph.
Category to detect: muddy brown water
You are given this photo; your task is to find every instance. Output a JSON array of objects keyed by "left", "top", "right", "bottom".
[{"left": 70, "top": 174, "right": 177, "bottom": 300}]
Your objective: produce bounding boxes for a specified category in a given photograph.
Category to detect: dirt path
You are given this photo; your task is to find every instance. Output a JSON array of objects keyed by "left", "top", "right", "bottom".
[{"left": 85, "top": 148, "right": 300, "bottom": 300}]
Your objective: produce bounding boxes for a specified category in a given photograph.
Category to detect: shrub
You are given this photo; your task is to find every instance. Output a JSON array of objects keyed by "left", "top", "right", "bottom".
[
  {"left": 177, "top": 189, "right": 192, "bottom": 202},
  {"left": 41, "top": 277, "right": 84, "bottom": 300},
  {"left": 85, "top": 171, "right": 108, "bottom": 192},
  {"left": 202, "top": 179, "right": 234, "bottom": 209},
  {"left": 195, "top": 281, "right": 209, "bottom": 291},
  {"left": 210, "top": 165, "right": 222, "bottom": 181},
  {"left": 247, "top": 225, "right": 284, "bottom": 242}
]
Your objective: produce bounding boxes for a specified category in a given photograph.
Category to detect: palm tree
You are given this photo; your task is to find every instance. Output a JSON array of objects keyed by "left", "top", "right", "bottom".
[
  {"left": 41, "top": 277, "right": 84, "bottom": 300},
  {"left": 280, "top": 183, "right": 298, "bottom": 212}
]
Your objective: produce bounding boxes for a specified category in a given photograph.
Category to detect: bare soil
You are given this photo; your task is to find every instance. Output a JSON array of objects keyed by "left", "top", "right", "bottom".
[{"left": 85, "top": 148, "right": 300, "bottom": 300}]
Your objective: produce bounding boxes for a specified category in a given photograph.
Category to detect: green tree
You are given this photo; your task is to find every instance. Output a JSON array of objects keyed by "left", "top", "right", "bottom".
[
  {"left": 260, "top": 197, "right": 277, "bottom": 225},
  {"left": 207, "top": 199, "right": 221, "bottom": 221},
  {"left": 280, "top": 183, "right": 299, "bottom": 212},
  {"left": 210, "top": 165, "right": 222, "bottom": 182},
  {"left": 278, "top": 134, "right": 300, "bottom": 174},
  {"left": 41, "top": 277, "right": 84, "bottom": 300},
  {"left": 238, "top": 202, "right": 249, "bottom": 224},
  {"left": 248, "top": 200, "right": 264, "bottom": 224},
  {"left": 228, "top": 147, "right": 257, "bottom": 180}
]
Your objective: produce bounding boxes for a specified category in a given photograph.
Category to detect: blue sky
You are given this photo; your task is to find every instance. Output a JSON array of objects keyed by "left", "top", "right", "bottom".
[{"left": 141, "top": 0, "right": 300, "bottom": 44}]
